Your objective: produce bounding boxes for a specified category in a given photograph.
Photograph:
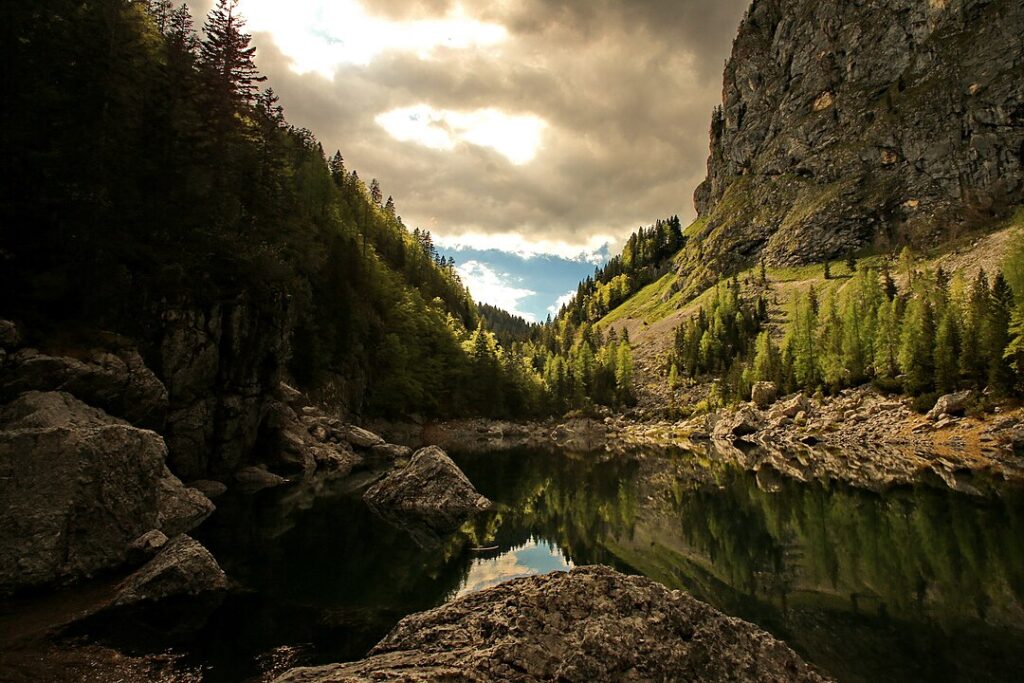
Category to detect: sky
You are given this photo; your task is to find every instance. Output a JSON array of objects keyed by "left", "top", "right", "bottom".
[{"left": 186, "top": 0, "right": 749, "bottom": 321}]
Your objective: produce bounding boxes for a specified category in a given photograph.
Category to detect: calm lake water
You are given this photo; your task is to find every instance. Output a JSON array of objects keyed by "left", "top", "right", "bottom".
[{"left": 167, "top": 446, "right": 1024, "bottom": 681}]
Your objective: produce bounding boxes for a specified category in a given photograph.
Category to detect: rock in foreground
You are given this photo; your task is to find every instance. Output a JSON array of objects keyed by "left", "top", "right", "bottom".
[
  {"left": 363, "top": 446, "right": 490, "bottom": 544},
  {"left": 274, "top": 565, "right": 828, "bottom": 682},
  {"left": 0, "top": 391, "right": 213, "bottom": 594},
  {"left": 113, "top": 535, "right": 226, "bottom": 607}
]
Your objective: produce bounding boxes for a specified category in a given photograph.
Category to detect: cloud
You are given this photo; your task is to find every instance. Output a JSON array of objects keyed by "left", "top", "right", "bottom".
[
  {"left": 547, "top": 289, "right": 577, "bottom": 316},
  {"left": 457, "top": 539, "right": 572, "bottom": 596},
  {"left": 436, "top": 232, "right": 610, "bottom": 263},
  {"left": 456, "top": 261, "right": 537, "bottom": 321},
  {"left": 376, "top": 105, "right": 547, "bottom": 165},
  {"left": 187, "top": 0, "right": 750, "bottom": 252}
]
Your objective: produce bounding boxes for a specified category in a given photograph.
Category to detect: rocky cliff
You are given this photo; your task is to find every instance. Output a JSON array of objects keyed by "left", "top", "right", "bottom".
[{"left": 685, "top": 0, "right": 1023, "bottom": 284}]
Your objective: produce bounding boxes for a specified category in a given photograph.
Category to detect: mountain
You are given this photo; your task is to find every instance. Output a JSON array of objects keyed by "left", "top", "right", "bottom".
[{"left": 672, "top": 0, "right": 1023, "bottom": 298}]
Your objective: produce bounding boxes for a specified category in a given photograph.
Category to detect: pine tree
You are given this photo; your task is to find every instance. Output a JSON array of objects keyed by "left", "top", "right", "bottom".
[
  {"left": 934, "top": 310, "right": 961, "bottom": 394},
  {"left": 751, "top": 331, "right": 782, "bottom": 386},
  {"left": 199, "top": 0, "right": 266, "bottom": 106},
  {"left": 960, "top": 270, "right": 991, "bottom": 385},
  {"left": 823, "top": 260, "right": 832, "bottom": 280},
  {"left": 873, "top": 298, "right": 901, "bottom": 379},
  {"left": 329, "top": 151, "right": 346, "bottom": 183},
  {"left": 370, "top": 178, "right": 383, "bottom": 207},
  {"left": 881, "top": 264, "right": 898, "bottom": 301},
  {"left": 987, "top": 273, "right": 1015, "bottom": 394},
  {"left": 668, "top": 362, "right": 680, "bottom": 390},
  {"left": 899, "top": 295, "right": 935, "bottom": 395},
  {"left": 615, "top": 341, "right": 633, "bottom": 397},
  {"left": 787, "top": 290, "right": 820, "bottom": 389}
]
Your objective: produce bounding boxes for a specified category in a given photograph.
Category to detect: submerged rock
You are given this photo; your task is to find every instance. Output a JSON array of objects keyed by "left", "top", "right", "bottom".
[
  {"left": 274, "top": 565, "right": 828, "bottom": 682},
  {"left": 235, "top": 465, "right": 288, "bottom": 490},
  {"left": 364, "top": 446, "right": 490, "bottom": 544},
  {"left": 0, "top": 391, "right": 213, "bottom": 594}
]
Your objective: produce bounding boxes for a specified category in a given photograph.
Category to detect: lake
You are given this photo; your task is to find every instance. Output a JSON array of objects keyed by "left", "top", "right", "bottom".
[{"left": 169, "top": 445, "right": 1024, "bottom": 681}]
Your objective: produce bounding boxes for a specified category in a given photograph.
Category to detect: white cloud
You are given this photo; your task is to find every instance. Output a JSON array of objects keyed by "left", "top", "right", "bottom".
[
  {"left": 239, "top": 0, "right": 507, "bottom": 78},
  {"left": 437, "top": 232, "right": 611, "bottom": 263},
  {"left": 376, "top": 105, "right": 547, "bottom": 165},
  {"left": 456, "top": 261, "right": 537, "bottom": 321},
  {"left": 547, "top": 289, "right": 576, "bottom": 316},
  {"left": 456, "top": 540, "right": 572, "bottom": 597}
]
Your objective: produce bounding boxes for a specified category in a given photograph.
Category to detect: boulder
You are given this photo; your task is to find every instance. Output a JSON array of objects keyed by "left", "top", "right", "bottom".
[
  {"left": 126, "top": 530, "right": 169, "bottom": 564},
  {"left": 113, "top": 535, "right": 226, "bottom": 607},
  {"left": 0, "top": 392, "right": 212, "bottom": 594},
  {"left": 750, "top": 382, "right": 778, "bottom": 409},
  {"left": 364, "top": 446, "right": 491, "bottom": 544},
  {"left": 273, "top": 566, "right": 828, "bottom": 683},
  {"left": 927, "top": 391, "right": 972, "bottom": 420},
  {"left": 0, "top": 348, "right": 169, "bottom": 430},
  {"left": 370, "top": 443, "right": 414, "bottom": 462},
  {"left": 779, "top": 394, "right": 811, "bottom": 419},
  {"left": 713, "top": 406, "right": 763, "bottom": 440},
  {"left": 345, "top": 425, "right": 385, "bottom": 449}
]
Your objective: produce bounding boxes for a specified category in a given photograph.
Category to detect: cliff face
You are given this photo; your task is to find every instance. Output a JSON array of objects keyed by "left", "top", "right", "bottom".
[{"left": 690, "top": 0, "right": 1024, "bottom": 272}]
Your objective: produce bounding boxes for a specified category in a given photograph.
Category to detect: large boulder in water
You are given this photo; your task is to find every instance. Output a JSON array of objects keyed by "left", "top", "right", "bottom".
[
  {"left": 363, "top": 446, "right": 490, "bottom": 544},
  {"left": 113, "top": 535, "right": 226, "bottom": 607},
  {"left": 0, "top": 391, "right": 213, "bottom": 594},
  {"left": 273, "top": 565, "right": 828, "bottom": 683}
]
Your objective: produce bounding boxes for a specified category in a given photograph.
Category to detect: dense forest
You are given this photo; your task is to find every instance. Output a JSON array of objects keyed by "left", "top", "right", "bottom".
[
  {"left": 1, "top": 0, "right": 642, "bottom": 418},
  {"left": 667, "top": 245, "right": 1024, "bottom": 412}
]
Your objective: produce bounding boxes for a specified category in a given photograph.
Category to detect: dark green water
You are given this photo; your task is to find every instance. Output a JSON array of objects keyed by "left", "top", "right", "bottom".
[{"left": 169, "top": 447, "right": 1024, "bottom": 681}]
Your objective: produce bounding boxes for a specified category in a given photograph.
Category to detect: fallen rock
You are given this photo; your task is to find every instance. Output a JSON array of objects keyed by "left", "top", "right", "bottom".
[
  {"left": 274, "top": 566, "right": 828, "bottom": 683},
  {"left": 345, "top": 425, "right": 385, "bottom": 449},
  {"left": 779, "top": 394, "right": 811, "bottom": 419},
  {"left": 750, "top": 381, "right": 778, "bottom": 409},
  {"left": 126, "top": 530, "right": 169, "bottom": 564},
  {"left": 713, "top": 406, "right": 763, "bottom": 440},
  {"left": 364, "top": 446, "right": 491, "bottom": 545},
  {"left": 370, "top": 443, "right": 414, "bottom": 462},
  {"left": 113, "top": 535, "right": 226, "bottom": 607},
  {"left": 927, "top": 391, "right": 972, "bottom": 420},
  {"left": 0, "top": 392, "right": 210, "bottom": 594}
]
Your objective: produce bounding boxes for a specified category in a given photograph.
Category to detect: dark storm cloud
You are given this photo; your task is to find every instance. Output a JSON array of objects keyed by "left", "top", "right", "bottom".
[{"left": 187, "top": 0, "right": 750, "bottom": 252}]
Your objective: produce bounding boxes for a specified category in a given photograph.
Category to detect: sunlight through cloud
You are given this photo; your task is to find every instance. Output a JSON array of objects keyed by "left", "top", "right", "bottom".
[
  {"left": 376, "top": 105, "right": 547, "bottom": 165},
  {"left": 456, "top": 261, "right": 537, "bottom": 321},
  {"left": 239, "top": 0, "right": 507, "bottom": 77}
]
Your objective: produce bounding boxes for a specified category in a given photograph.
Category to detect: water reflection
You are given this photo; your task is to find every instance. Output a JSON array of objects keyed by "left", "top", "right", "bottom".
[
  {"left": 456, "top": 539, "right": 572, "bottom": 597},
  {"left": 186, "top": 446, "right": 1024, "bottom": 682}
]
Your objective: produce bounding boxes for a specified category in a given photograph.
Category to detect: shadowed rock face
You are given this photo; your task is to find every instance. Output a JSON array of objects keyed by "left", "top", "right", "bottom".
[
  {"left": 273, "top": 565, "right": 830, "bottom": 683},
  {"left": 0, "top": 391, "right": 213, "bottom": 595},
  {"left": 687, "top": 0, "right": 1023, "bottom": 278}
]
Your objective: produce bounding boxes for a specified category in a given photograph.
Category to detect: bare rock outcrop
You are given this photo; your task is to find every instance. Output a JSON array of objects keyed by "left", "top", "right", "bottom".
[
  {"left": 0, "top": 391, "right": 213, "bottom": 594},
  {"left": 274, "top": 566, "right": 828, "bottom": 683},
  {"left": 113, "top": 535, "right": 226, "bottom": 608},
  {"left": 681, "top": 0, "right": 1024, "bottom": 292}
]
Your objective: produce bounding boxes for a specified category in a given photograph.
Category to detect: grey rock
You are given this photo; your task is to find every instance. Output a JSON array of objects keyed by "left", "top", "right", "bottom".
[
  {"left": 0, "top": 392, "right": 209, "bottom": 594},
  {"left": 750, "top": 381, "right": 778, "bottom": 409},
  {"left": 679, "top": 0, "right": 1024, "bottom": 289},
  {"left": 113, "top": 535, "right": 226, "bottom": 607},
  {"left": 0, "top": 348, "right": 169, "bottom": 430},
  {"left": 779, "top": 394, "right": 811, "bottom": 419},
  {"left": 713, "top": 406, "right": 763, "bottom": 440},
  {"left": 273, "top": 566, "right": 828, "bottom": 683},
  {"left": 345, "top": 425, "right": 385, "bottom": 449},
  {"left": 364, "top": 446, "right": 491, "bottom": 544},
  {"left": 370, "top": 443, "right": 414, "bottom": 462},
  {"left": 928, "top": 391, "right": 972, "bottom": 420},
  {"left": 126, "top": 530, "right": 169, "bottom": 564}
]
